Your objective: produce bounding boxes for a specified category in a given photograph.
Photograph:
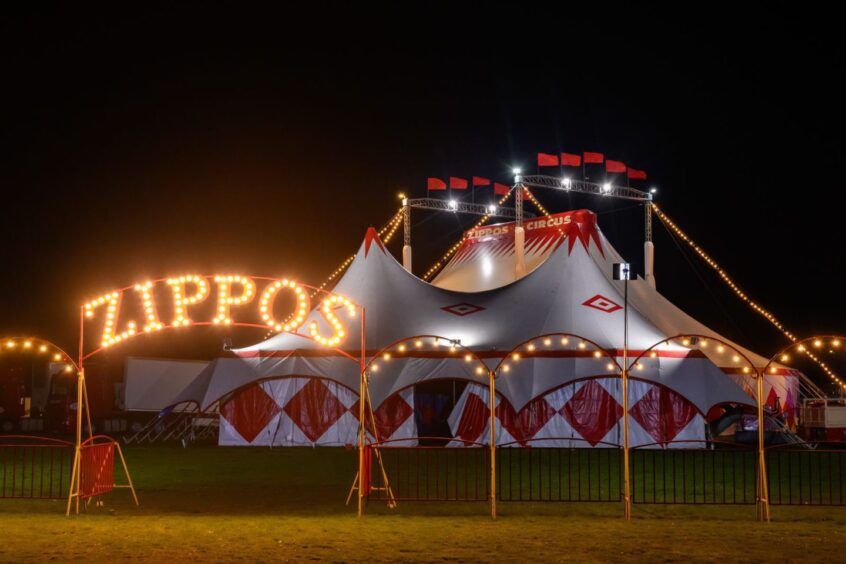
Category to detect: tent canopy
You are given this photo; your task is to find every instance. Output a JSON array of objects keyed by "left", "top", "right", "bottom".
[{"left": 173, "top": 210, "right": 765, "bottom": 414}]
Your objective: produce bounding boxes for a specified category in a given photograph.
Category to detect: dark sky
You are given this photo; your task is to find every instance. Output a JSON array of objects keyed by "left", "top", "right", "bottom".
[{"left": 1, "top": 5, "right": 843, "bottom": 385}]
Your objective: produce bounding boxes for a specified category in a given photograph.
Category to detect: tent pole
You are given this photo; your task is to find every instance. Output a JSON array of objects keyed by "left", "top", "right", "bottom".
[
  {"left": 488, "top": 369, "right": 497, "bottom": 520},
  {"left": 357, "top": 308, "right": 366, "bottom": 518},
  {"left": 402, "top": 198, "right": 412, "bottom": 273},
  {"left": 644, "top": 202, "right": 656, "bottom": 289},
  {"left": 622, "top": 278, "right": 632, "bottom": 520},
  {"left": 514, "top": 182, "right": 526, "bottom": 279},
  {"left": 756, "top": 369, "right": 771, "bottom": 522}
]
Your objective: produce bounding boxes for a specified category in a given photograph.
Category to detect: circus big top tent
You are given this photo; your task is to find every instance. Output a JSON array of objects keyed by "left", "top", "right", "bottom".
[{"left": 171, "top": 210, "right": 800, "bottom": 448}]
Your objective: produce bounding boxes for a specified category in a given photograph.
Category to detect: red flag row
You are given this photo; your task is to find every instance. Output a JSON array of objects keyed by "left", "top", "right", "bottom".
[
  {"left": 536, "top": 152, "right": 648, "bottom": 180},
  {"left": 427, "top": 176, "right": 511, "bottom": 195}
]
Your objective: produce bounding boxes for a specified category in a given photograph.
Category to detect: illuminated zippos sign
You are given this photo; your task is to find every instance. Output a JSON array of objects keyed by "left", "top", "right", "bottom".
[{"left": 82, "top": 275, "right": 356, "bottom": 350}]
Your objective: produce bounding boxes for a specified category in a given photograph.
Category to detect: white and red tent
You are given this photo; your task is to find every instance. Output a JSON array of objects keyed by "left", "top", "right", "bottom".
[{"left": 171, "top": 210, "right": 797, "bottom": 447}]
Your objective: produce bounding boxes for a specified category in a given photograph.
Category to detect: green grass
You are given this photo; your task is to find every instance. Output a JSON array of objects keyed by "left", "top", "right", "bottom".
[{"left": 2, "top": 446, "right": 846, "bottom": 562}]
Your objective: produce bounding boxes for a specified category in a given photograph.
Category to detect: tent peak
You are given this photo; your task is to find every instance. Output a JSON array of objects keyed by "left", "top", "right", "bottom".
[{"left": 363, "top": 227, "right": 386, "bottom": 257}]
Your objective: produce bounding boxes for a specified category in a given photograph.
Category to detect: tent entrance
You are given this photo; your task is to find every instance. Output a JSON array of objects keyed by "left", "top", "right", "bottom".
[{"left": 413, "top": 380, "right": 469, "bottom": 446}]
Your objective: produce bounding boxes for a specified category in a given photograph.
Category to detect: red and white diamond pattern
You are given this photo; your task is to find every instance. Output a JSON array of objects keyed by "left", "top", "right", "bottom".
[
  {"left": 219, "top": 376, "right": 704, "bottom": 448},
  {"left": 582, "top": 294, "right": 623, "bottom": 313},
  {"left": 447, "top": 378, "right": 704, "bottom": 449},
  {"left": 219, "top": 378, "right": 415, "bottom": 447}
]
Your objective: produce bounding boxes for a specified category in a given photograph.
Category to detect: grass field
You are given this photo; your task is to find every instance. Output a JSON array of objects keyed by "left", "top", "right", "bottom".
[{"left": 2, "top": 445, "right": 846, "bottom": 562}]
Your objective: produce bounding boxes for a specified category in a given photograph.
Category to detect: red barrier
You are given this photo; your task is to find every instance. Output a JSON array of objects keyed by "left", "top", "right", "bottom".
[
  {"left": 361, "top": 446, "right": 372, "bottom": 496},
  {"left": 79, "top": 437, "right": 115, "bottom": 499}
]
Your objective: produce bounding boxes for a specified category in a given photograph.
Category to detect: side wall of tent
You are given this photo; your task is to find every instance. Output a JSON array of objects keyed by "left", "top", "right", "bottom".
[{"left": 216, "top": 375, "right": 708, "bottom": 449}]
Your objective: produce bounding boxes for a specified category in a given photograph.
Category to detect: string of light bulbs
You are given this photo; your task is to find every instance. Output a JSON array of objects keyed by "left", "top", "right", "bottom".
[
  {"left": 652, "top": 203, "right": 843, "bottom": 389},
  {"left": 313, "top": 208, "right": 403, "bottom": 294},
  {"left": 524, "top": 190, "right": 842, "bottom": 390},
  {"left": 262, "top": 208, "right": 404, "bottom": 339}
]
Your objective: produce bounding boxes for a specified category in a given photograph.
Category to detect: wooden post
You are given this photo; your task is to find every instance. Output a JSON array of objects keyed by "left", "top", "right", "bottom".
[
  {"left": 357, "top": 309, "right": 366, "bottom": 518},
  {"left": 756, "top": 369, "right": 771, "bottom": 521},
  {"left": 488, "top": 370, "right": 497, "bottom": 520},
  {"left": 66, "top": 367, "right": 84, "bottom": 516},
  {"left": 621, "top": 278, "right": 632, "bottom": 519},
  {"left": 621, "top": 365, "right": 631, "bottom": 519}
]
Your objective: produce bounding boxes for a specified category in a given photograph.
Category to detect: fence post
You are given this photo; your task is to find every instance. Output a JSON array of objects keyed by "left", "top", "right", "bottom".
[
  {"left": 489, "top": 370, "right": 497, "bottom": 520},
  {"left": 756, "top": 369, "right": 771, "bottom": 521},
  {"left": 622, "top": 366, "right": 632, "bottom": 519}
]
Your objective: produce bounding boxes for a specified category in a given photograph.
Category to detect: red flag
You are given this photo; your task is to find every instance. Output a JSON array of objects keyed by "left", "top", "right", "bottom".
[
  {"left": 627, "top": 168, "right": 647, "bottom": 180},
  {"left": 427, "top": 177, "right": 446, "bottom": 190},
  {"left": 449, "top": 176, "right": 468, "bottom": 189},
  {"left": 561, "top": 152, "right": 581, "bottom": 166},
  {"left": 494, "top": 183, "right": 510, "bottom": 195},
  {"left": 606, "top": 160, "right": 626, "bottom": 173},
  {"left": 519, "top": 187, "right": 531, "bottom": 200},
  {"left": 583, "top": 151, "right": 604, "bottom": 164},
  {"left": 537, "top": 152, "right": 559, "bottom": 167},
  {"left": 472, "top": 176, "right": 491, "bottom": 186}
]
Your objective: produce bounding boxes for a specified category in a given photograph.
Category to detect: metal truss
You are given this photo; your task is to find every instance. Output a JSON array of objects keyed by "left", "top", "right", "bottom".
[
  {"left": 405, "top": 198, "right": 536, "bottom": 219},
  {"left": 519, "top": 175, "right": 653, "bottom": 202}
]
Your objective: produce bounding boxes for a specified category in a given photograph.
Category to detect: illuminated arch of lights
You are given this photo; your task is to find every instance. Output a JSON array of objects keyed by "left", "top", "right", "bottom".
[
  {"left": 0, "top": 336, "right": 78, "bottom": 374},
  {"left": 81, "top": 274, "right": 356, "bottom": 358}
]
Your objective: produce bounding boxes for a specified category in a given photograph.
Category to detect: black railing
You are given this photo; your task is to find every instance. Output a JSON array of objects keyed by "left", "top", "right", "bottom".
[
  {"left": 630, "top": 442, "right": 757, "bottom": 505},
  {"left": 767, "top": 447, "right": 846, "bottom": 506},
  {"left": 497, "top": 440, "right": 622, "bottom": 502},
  {"left": 367, "top": 439, "right": 489, "bottom": 502},
  {"left": 497, "top": 447, "right": 623, "bottom": 501},
  {"left": 364, "top": 440, "right": 846, "bottom": 507}
]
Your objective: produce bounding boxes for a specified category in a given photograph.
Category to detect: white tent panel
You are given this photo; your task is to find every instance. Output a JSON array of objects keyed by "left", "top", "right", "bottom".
[{"left": 124, "top": 357, "right": 209, "bottom": 412}]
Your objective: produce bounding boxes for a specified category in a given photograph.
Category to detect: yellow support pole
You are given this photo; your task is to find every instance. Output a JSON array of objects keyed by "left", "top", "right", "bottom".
[
  {"left": 756, "top": 370, "right": 771, "bottom": 522},
  {"left": 357, "top": 309, "right": 366, "bottom": 518},
  {"left": 621, "top": 366, "right": 632, "bottom": 520},
  {"left": 66, "top": 368, "right": 84, "bottom": 516},
  {"left": 488, "top": 370, "right": 497, "bottom": 520}
]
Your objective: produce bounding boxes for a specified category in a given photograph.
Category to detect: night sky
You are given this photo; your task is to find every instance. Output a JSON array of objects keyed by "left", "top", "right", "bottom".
[{"left": 1, "top": 6, "right": 843, "bottom": 385}]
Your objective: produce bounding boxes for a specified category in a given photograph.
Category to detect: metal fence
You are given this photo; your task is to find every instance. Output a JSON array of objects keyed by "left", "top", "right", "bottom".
[
  {"left": 497, "top": 440, "right": 622, "bottom": 502},
  {"left": 367, "top": 441, "right": 489, "bottom": 502},
  {"left": 767, "top": 447, "right": 846, "bottom": 506},
  {"left": 0, "top": 435, "right": 73, "bottom": 500},
  {"left": 630, "top": 442, "right": 757, "bottom": 505},
  {"left": 361, "top": 440, "right": 846, "bottom": 508}
]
